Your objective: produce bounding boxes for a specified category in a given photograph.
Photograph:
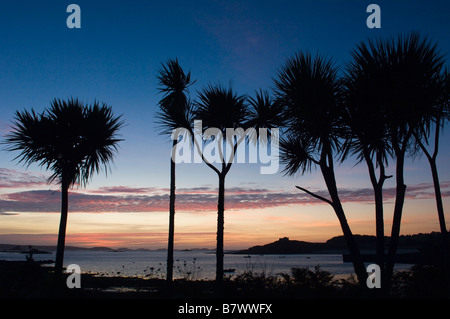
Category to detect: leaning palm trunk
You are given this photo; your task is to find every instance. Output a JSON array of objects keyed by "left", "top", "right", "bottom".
[
  {"left": 333, "top": 202, "right": 367, "bottom": 283},
  {"left": 320, "top": 161, "right": 367, "bottom": 284},
  {"left": 429, "top": 159, "right": 447, "bottom": 236},
  {"left": 295, "top": 153, "right": 368, "bottom": 284}
]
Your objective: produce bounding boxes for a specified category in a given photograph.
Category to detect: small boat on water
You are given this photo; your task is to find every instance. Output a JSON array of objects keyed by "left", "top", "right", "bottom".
[{"left": 223, "top": 268, "right": 236, "bottom": 273}]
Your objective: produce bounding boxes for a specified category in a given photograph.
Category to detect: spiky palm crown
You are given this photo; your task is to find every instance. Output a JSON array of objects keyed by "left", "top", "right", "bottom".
[
  {"left": 194, "top": 84, "right": 249, "bottom": 132},
  {"left": 274, "top": 52, "right": 343, "bottom": 176},
  {"left": 5, "top": 98, "right": 123, "bottom": 188},
  {"left": 346, "top": 32, "right": 446, "bottom": 143},
  {"left": 155, "top": 58, "right": 195, "bottom": 135}
]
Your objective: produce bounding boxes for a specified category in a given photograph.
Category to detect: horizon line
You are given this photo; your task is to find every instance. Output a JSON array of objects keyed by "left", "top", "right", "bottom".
[{"left": 0, "top": 230, "right": 446, "bottom": 251}]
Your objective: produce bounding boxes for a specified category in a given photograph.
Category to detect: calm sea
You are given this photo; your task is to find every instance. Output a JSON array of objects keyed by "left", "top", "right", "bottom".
[{"left": 0, "top": 249, "right": 413, "bottom": 280}]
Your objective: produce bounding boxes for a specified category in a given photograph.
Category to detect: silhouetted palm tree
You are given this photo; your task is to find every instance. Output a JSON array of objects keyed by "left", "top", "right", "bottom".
[
  {"left": 412, "top": 68, "right": 449, "bottom": 237},
  {"left": 193, "top": 84, "right": 249, "bottom": 287},
  {"left": 274, "top": 52, "right": 368, "bottom": 284},
  {"left": 342, "top": 50, "right": 394, "bottom": 279},
  {"left": 4, "top": 98, "right": 123, "bottom": 274},
  {"left": 155, "top": 58, "right": 195, "bottom": 283},
  {"left": 347, "top": 32, "right": 447, "bottom": 283}
]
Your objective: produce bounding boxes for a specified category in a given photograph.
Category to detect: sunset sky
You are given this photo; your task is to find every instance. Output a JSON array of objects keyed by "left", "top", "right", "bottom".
[{"left": 0, "top": 0, "right": 450, "bottom": 249}]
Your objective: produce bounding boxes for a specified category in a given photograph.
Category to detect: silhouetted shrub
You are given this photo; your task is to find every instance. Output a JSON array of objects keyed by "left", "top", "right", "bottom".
[
  {"left": 391, "top": 264, "right": 450, "bottom": 298},
  {"left": 290, "top": 265, "right": 334, "bottom": 288},
  {"left": 278, "top": 265, "right": 337, "bottom": 298}
]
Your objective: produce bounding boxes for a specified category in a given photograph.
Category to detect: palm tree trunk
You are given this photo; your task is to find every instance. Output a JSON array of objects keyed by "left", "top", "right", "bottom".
[
  {"left": 320, "top": 158, "right": 367, "bottom": 285},
  {"left": 430, "top": 159, "right": 447, "bottom": 235},
  {"left": 166, "top": 140, "right": 177, "bottom": 283},
  {"left": 428, "top": 157, "right": 450, "bottom": 273},
  {"left": 55, "top": 176, "right": 69, "bottom": 275},
  {"left": 429, "top": 121, "right": 447, "bottom": 236},
  {"left": 386, "top": 149, "right": 407, "bottom": 283},
  {"left": 364, "top": 152, "right": 386, "bottom": 275},
  {"left": 374, "top": 185, "right": 385, "bottom": 270},
  {"left": 334, "top": 202, "right": 367, "bottom": 284},
  {"left": 333, "top": 204, "right": 367, "bottom": 284},
  {"left": 373, "top": 183, "right": 390, "bottom": 295},
  {"left": 216, "top": 173, "right": 225, "bottom": 288},
  {"left": 415, "top": 123, "right": 448, "bottom": 237}
]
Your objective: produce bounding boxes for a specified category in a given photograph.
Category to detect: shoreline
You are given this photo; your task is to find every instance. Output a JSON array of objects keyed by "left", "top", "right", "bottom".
[
  {"left": 0, "top": 250, "right": 415, "bottom": 281},
  {"left": 0, "top": 259, "right": 447, "bottom": 299}
]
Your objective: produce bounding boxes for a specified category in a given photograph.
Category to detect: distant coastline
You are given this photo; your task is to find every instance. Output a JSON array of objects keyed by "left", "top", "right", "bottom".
[
  {"left": 0, "top": 244, "right": 213, "bottom": 254},
  {"left": 0, "top": 231, "right": 444, "bottom": 255},
  {"left": 235, "top": 232, "right": 445, "bottom": 255}
]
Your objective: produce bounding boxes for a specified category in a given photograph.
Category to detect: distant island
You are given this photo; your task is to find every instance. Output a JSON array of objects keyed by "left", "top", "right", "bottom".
[
  {"left": 235, "top": 232, "right": 447, "bottom": 255},
  {"left": 0, "top": 232, "right": 445, "bottom": 256},
  {"left": 0, "top": 244, "right": 121, "bottom": 254},
  {"left": 0, "top": 244, "right": 211, "bottom": 254}
]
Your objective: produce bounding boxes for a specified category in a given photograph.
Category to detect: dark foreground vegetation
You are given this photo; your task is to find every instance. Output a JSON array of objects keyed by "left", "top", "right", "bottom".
[{"left": 1, "top": 257, "right": 448, "bottom": 299}]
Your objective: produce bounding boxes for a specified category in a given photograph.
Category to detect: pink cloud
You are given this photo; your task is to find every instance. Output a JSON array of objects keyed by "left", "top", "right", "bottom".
[
  {"left": 1, "top": 168, "right": 448, "bottom": 214},
  {"left": 0, "top": 168, "right": 48, "bottom": 189},
  {"left": 0, "top": 180, "right": 448, "bottom": 214},
  {"left": 88, "top": 186, "right": 169, "bottom": 194}
]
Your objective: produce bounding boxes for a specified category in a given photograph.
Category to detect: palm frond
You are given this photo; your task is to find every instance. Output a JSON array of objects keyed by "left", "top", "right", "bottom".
[
  {"left": 3, "top": 108, "right": 55, "bottom": 169},
  {"left": 247, "top": 89, "right": 285, "bottom": 128},
  {"left": 4, "top": 98, "right": 124, "bottom": 188},
  {"left": 274, "top": 51, "right": 344, "bottom": 155},
  {"left": 156, "top": 58, "right": 195, "bottom": 134},
  {"left": 194, "top": 84, "right": 249, "bottom": 132},
  {"left": 279, "top": 132, "right": 316, "bottom": 176},
  {"left": 341, "top": 61, "right": 393, "bottom": 167},
  {"left": 155, "top": 99, "right": 194, "bottom": 135},
  {"left": 347, "top": 32, "right": 446, "bottom": 148},
  {"left": 246, "top": 89, "right": 285, "bottom": 145},
  {"left": 157, "top": 58, "right": 194, "bottom": 97},
  {"left": 77, "top": 101, "right": 124, "bottom": 186}
]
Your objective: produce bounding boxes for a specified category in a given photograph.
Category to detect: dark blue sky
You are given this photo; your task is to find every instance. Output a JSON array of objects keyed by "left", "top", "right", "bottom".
[{"left": 1, "top": 0, "right": 450, "bottom": 187}]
